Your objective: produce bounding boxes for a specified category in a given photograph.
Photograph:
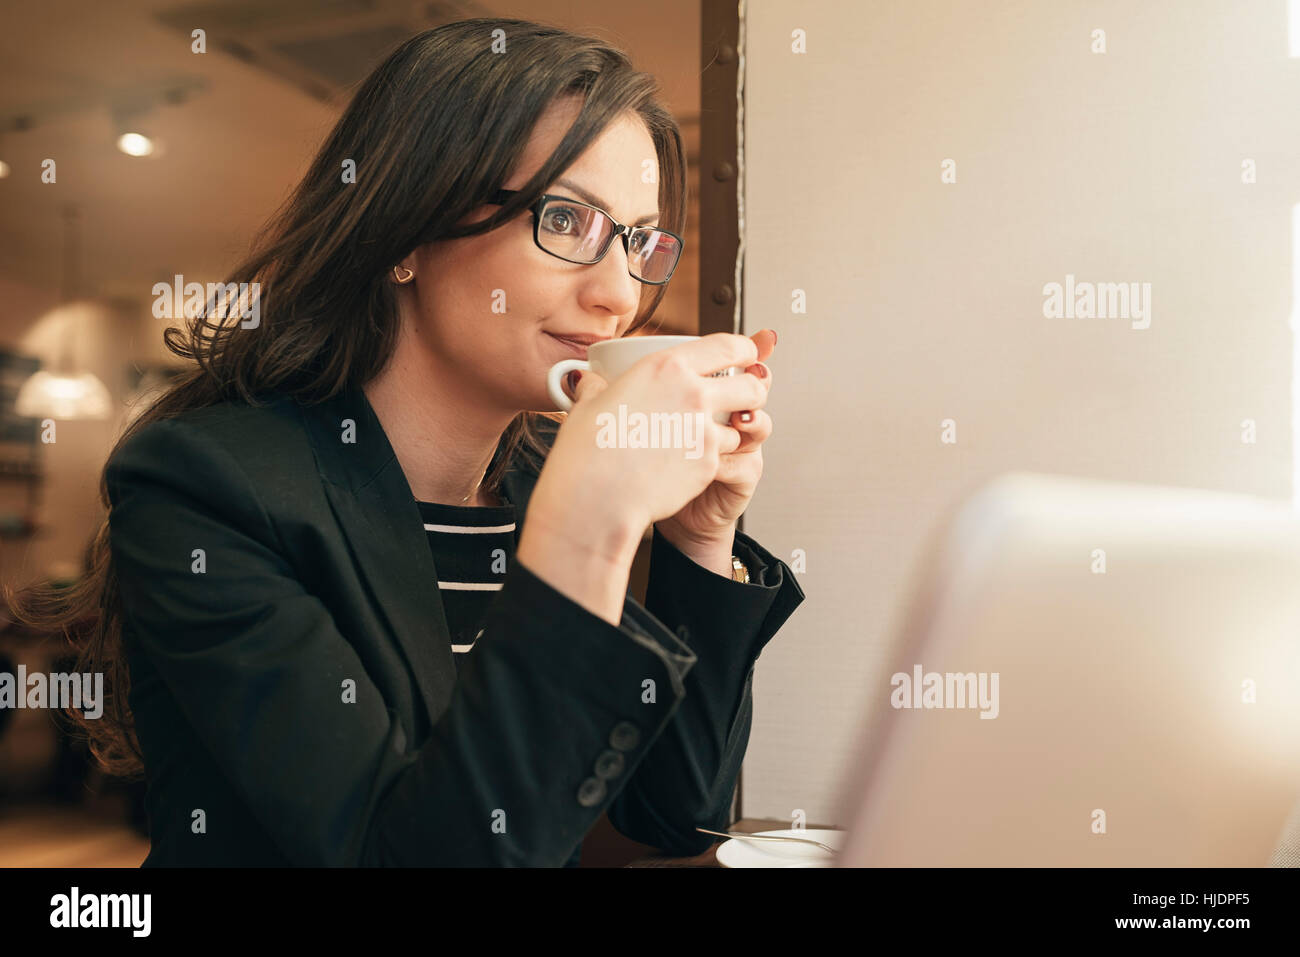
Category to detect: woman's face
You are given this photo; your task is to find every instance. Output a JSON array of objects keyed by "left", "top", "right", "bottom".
[{"left": 400, "top": 96, "right": 664, "bottom": 416}]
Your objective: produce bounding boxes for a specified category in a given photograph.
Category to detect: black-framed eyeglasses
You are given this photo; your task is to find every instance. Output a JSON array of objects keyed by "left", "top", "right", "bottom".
[{"left": 485, "top": 188, "right": 683, "bottom": 285}]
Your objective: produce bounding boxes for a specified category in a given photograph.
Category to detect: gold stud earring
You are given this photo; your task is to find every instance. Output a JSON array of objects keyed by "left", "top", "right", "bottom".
[{"left": 392, "top": 265, "right": 415, "bottom": 284}]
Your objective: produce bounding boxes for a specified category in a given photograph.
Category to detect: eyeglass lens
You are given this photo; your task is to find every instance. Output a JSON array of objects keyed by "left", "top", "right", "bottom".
[{"left": 539, "top": 199, "right": 680, "bottom": 282}]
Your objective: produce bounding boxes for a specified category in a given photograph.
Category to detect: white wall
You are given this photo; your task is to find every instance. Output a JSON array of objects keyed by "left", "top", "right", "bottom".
[{"left": 740, "top": 0, "right": 1300, "bottom": 824}]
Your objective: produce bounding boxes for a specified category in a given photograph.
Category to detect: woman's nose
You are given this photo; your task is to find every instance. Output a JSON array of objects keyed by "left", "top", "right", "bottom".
[{"left": 585, "top": 235, "right": 643, "bottom": 314}]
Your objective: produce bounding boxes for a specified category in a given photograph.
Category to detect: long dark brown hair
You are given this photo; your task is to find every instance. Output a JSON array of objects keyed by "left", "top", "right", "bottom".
[{"left": 2, "top": 17, "right": 687, "bottom": 778}]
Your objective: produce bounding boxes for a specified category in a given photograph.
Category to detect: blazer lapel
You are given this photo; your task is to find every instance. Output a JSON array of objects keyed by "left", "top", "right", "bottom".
[
  {"left": 294, "top": 381, "right": 552, "bottom": 725},
  {"left": 295, "top": 383, "right": 455, "bottom": 722}
]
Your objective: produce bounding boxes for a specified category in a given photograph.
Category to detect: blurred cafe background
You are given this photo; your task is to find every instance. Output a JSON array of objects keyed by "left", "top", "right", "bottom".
[{"left": 0, "top": 0, "right": 717, "bottom": 867}]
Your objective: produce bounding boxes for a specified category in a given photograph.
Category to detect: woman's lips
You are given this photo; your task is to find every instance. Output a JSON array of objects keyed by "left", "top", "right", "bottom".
[{"left": 544, "top": 332, "right": 593, "bottom": 357}]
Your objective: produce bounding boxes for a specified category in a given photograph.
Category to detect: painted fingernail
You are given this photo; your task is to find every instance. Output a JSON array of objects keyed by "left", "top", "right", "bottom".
[
  {"left": 770, "top": 329, "right": 777, "bottom": 345},
  {"left": 739, "top": 411, "right": 753, "bottom": 423},
  {"left": 567, "top": 370, "right": 583, "bottom": 392},
  {"left": 751, "top": 363, "right": 770, "bottom": 379}
]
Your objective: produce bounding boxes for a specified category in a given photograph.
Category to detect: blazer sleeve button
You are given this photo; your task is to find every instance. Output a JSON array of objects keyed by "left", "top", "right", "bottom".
[
  {"left": 593, "top": 749, "right": 625, "bottom": 780},
  {"left": 576, "top": 776, "right": 607, "bottom": 807},
  {"left": 609, "top": 721, "right": 640, "bottom": 751}
]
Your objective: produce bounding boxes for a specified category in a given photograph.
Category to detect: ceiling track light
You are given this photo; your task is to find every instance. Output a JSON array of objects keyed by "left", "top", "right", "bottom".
[
  {"left": 1, "top": 79, "right": 202, "bottom": 161},
  {"left": 115, "top": 131, "right": 155, "bottom": 157},
  {"left": 112, "top": 103, "right": 158, "bottom": 157}
]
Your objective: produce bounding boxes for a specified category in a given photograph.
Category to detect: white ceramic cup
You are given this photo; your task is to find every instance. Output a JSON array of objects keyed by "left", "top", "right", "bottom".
[{"left": 546, "top": 335, "right": 742, "bottom": 424}]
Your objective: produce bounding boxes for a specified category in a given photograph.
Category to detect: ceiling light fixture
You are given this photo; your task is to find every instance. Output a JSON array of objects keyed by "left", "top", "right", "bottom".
[
  {"left": 112, "top": 105, "right": 160, "bottom": 158},
  {"left": 115, "top": 131, "right": 154, "bottom": 157}
]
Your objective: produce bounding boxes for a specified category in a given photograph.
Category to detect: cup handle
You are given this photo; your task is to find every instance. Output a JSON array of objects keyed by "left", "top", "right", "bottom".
[{"left": 546, "top": 359, "right": 591, "bottom": 411}]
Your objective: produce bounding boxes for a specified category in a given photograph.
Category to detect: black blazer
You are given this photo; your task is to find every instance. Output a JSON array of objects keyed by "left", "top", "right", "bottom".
[{"left": 106, "top": 381, "right": 805, "bottom": 866}]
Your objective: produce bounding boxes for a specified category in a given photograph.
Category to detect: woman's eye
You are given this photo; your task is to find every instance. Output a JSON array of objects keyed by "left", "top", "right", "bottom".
[{"left": 542, "top": 207, "right": 579, "bottom": 234}]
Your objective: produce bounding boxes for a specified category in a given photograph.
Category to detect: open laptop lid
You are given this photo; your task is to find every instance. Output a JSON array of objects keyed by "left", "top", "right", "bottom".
[{"left": 835, "top": 472, "right": 1300, "bottom": 866}]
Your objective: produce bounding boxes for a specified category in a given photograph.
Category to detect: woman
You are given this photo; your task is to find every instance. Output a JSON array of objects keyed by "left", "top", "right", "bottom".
[{"left": 5, "top": 18, "right": 804, "bottom": 866}]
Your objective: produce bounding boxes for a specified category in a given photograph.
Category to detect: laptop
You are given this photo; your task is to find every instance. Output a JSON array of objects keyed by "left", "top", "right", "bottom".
[{"left": 834, "top": 471, "right": 1300, "bottom": 866}]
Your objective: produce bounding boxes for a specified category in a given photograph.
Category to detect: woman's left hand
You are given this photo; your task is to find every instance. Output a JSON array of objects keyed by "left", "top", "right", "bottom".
[{"left": 654, "top": 329, "right": 777, "bottom": 576}]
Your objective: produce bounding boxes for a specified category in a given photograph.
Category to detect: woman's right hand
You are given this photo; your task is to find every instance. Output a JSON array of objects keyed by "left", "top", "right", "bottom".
[
  {"left": 533, "top": 333, "right": 767, "bottom": 537},
  {"left": 517, "top": 333, "right": 765, "bottom": 624}
]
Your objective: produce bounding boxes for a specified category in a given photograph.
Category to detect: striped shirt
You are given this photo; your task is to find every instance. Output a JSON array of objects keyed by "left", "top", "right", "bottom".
[{"left": 415, "top": 495, "right": 518, "bottom": 670}]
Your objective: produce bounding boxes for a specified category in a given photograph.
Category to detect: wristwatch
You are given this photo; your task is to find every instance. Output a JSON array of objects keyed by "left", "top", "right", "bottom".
[{"left": 731, "top": 555, "right": 750, "bottom": 584}]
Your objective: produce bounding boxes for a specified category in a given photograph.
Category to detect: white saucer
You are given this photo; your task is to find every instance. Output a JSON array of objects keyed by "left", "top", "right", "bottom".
[{"left": 715, "top": 829, "right": 846, "bottom": 868}]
